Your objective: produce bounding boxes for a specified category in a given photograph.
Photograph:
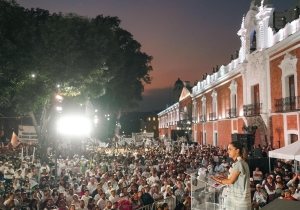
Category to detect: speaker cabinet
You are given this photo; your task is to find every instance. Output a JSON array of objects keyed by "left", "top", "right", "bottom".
[{"left": 231, "top": 133, "right": 254, "bottom": 152}]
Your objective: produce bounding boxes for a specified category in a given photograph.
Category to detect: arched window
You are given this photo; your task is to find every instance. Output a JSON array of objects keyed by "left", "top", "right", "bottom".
[{"left": 250, "top": 30, "right": 257, "bottom": 53}]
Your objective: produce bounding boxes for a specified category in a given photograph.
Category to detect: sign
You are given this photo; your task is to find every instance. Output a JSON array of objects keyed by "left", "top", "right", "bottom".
[{"left": 18, "top": 125, "right": 38, "bottom": 143}]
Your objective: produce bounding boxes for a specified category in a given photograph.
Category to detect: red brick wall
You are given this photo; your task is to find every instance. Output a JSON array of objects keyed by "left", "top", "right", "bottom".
[
  {"left": 214, "top": 122, "right": 218, "bottom": 130},
  {"left": 197, "top": 123, "right": 203, "bottom": 144},
  {"left": 238, "top": 118, "right": 245, "bottom": 133},
  {"left": 270, "top": 46, "right": 300, "bottom": 112},
  {"left": 271, "top": 114, "right": 284, "bottom": 148},
  {"left": 287, "top": 115, "right": 298, "bottom": 130},
  {"left": 218, "top": 120, "right": 232, "bottom": 148},
  {"left": 216, "top": 82, "right": 230, "bottom": 119},
  {"left": 206, "top": 122, "right": 213, "bottom": 145},
  {"left": 233, "top": 119, "right": 237, "bottom": 131}
]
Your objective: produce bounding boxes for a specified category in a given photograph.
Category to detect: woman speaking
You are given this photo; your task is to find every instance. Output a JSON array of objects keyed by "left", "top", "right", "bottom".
[{"left": 212, "top": 142, "right": 251, "bottom": 210}]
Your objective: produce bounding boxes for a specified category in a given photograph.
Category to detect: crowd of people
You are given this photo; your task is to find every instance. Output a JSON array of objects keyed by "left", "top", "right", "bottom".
[{"left": 0, "top": 138, "right": 299, "bottom": 210}]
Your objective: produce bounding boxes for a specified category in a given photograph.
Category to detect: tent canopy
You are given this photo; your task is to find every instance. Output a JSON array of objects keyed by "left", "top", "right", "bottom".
[{"left": 268, "top": 141, "right": 300, "bottom": 160}]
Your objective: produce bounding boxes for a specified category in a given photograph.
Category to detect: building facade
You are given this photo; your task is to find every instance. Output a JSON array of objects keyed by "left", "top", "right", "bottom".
[{"left": 158, "top": 0, "right": 300, "bottom": 148}]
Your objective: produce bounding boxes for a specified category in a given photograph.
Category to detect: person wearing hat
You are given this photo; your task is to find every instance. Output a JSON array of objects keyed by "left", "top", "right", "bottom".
[
  {"left": 264, "top": 175, "right": 276, "bottom": 202},
  {"left": 109, "top": 188, "right": 119, "bottom": 204},
  {"left": 252, "top": 184, "right": 267, "bottom": 210}
]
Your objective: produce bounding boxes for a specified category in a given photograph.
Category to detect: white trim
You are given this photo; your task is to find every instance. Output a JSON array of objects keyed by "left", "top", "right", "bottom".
[
  {"left": 283, "top": 112, "right": 300, "bottom": 146},
  {"left": 213, "top": 131, "right": 218, "bottom": 147}
]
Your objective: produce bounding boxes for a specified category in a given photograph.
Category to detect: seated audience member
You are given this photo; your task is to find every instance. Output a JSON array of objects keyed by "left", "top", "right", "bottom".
[
  {"left": 253, "top": 167, "right": 263, "bottom": 185},
  {"left": 283, "top": 189, "right": 297, "bottom": 201},
  {"left": 252, "top": 184, "right": 267, "bottom": 210}
]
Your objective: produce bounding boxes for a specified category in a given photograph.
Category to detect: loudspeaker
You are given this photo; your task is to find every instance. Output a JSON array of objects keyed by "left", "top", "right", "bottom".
[{"left": 232, "top": 133, "right": 254, "bottom": 152}]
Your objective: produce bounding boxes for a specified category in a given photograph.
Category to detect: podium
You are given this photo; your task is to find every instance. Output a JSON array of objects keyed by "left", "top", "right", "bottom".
[{"left": 186, "top": 169, "right": 227, "bottom": 210}]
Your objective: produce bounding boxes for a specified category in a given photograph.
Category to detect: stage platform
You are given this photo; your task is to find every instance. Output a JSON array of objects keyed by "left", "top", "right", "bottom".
[{"left": 261, "top": 199, "right": 300, "bottom": 210}]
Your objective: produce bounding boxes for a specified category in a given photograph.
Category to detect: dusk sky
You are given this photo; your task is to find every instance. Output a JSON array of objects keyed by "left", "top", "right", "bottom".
[{"left": 18, "top": 0, "right": 297, "bottom": 111}]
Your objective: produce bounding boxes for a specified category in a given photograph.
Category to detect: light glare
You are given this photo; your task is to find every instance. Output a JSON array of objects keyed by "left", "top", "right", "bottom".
[{"left": 57, "top": 116, "right": 91, "bottom": 136}]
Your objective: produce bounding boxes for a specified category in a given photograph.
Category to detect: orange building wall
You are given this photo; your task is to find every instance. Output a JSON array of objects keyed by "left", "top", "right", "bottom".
[
  {"left": 238, "top": 118, "right": 244, "bottom": 133},
  {"left": 216, "top": 82, "right": 230, "bottom": 119},
  {"left": 218, "top": 120, "right": 232, "bottom": 148},
  {"left": 287, "top": 115, "right": 298, "bottom": 130},
  {"left": 271, "top": 114, "right": 284, "bottom": 148},
  {"left": 270, "top": 46, "right": 300, "bottom": 112},
  {"left": 206, "top": 122, "right": 213, "bottom": 145},
  {"left": 233, "top": 120, "right": 237, "bottom": 131}
]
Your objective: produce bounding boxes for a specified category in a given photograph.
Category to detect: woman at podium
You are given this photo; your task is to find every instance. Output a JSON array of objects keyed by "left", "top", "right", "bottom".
[{"left": 212, "top": 142, "right": 251, "bottom": 210}]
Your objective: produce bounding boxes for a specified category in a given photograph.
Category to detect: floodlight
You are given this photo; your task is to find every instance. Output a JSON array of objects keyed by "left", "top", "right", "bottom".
[{"left": 57, "top": 115, "right": 91, "bottom": 136}]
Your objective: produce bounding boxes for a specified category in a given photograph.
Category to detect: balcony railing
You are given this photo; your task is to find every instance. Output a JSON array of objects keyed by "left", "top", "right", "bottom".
[
  {"left": 199, "top": 115, "right": 206, "bottom": 122},
  {"left": 243, "top": 103, "right": 262, "bottom": 116},
  {"left": 177, "top": 119, "right": 192, "bottom": 127},
  {"left": 209, "top": 112, "right": 217, "bottom": 121},
  {"left": 275, "top": 96, "right": 300, "bottom": 112},
  {"left": 227, "top": 108, "right": 237, "bottom": 118}
]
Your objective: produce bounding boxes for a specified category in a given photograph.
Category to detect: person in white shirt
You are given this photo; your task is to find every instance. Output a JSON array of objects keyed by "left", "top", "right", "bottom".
[
  {"left": 253, "top": 167, "right": 263, "bottom": 184},
  {"left": 87, "top": 177, "right": 97, "bottom": 194},
  {"left": 4, "top": 164, "right": 14, "bottom": 183},
  {"left": 252, "top": 184, "right": 267, "bottom": 210},
  {"left": 214, "top": 163, "right": 224, "bottom": 173},
  {"left": 66, "top": 189, "right": 74, "bottom": 206},
  {"left": 108, "top": 189, "right": 119, "bottom": 204},
  {"left": 81, "top": 190, "right": 92, "bottom": 207},
  {"left": 147, "top": 172, "right": 159, "bottom": 186},
  {"left": 96, "top": 193, "right": 107, "bottom": 210}
]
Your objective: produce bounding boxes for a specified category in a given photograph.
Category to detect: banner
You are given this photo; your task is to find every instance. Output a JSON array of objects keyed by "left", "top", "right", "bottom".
[{"left": 11, "top": 132, "right": 21, "bottom": 148}]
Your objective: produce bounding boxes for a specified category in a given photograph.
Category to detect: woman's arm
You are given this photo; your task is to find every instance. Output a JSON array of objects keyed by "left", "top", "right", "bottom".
[{"left": 212, "top": 170, "right": 241, "bottom": 185}]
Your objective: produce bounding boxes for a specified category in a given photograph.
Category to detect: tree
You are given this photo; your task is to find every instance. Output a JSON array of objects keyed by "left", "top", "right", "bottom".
[{"left": 0, "top": 0, "right": 153, "bottom": 159}]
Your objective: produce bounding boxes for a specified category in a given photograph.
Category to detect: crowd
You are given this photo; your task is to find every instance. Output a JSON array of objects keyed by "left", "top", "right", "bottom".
[{"left": 0, "top": 138, "right": 299, "bottom": 210}]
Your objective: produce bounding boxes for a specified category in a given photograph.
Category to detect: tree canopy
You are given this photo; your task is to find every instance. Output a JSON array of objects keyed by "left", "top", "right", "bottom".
[{"left": 0, "top": 0, "right": 152, "bottom": 116}]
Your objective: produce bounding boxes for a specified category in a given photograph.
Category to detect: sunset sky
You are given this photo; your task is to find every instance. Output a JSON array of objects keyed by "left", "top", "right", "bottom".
[{"left": 18, "top": 0, "right": 297, "bottom": 111}]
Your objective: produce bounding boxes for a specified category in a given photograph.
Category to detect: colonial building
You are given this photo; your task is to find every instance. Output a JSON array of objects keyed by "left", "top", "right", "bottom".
[{"left": 158, "top": 0, "right": 300, "bottom": 149}]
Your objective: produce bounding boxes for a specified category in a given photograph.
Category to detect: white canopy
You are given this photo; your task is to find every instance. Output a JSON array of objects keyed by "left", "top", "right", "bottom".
[{"left": 268, "top": 141, "right": 300, "bottom": 160}]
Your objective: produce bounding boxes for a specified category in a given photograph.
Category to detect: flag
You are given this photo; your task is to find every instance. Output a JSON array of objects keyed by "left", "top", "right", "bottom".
[{"left": 11, "top": 132, "right": 21, "bottom": 148}]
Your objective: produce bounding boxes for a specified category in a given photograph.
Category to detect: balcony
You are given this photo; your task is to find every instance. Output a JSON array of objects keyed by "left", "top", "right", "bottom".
[
  {"left": 243, "top": 103, "right": 262, "bottom": 116},
  {"left": 227, "top": 108, "right": 237, "bottom": 118},
  {"left": 192, "top": 117, "right": 198, "bottom": 124},
  {"left": 199, "top": 115, "right": 206, "bottom": 122},
  {"left": 209, "top": 112, "right": 217, "bottom": 121},
  {"left": 177, "top": 119, "right": 192, "bottom": 128},
  {"left": 275, "top": 96, "right": 300, "bottom": 112}
]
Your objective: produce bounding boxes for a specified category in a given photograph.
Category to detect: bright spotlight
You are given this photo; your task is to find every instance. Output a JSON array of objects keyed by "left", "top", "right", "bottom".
[
  {"left": 31, "top": 74, "right": 36, "bottom": 78},
  {"left": 57, "top": 115, "right": 91, "bottom": 136},
  {"left": 56, "top": 106, "right": 63, "bottom": 113},
  {"left": 55, "top": 95, "right": 63, "bottom": 102}
]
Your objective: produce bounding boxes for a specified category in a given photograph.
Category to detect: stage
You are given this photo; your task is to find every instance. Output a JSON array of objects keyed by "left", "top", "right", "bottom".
[{"left": 261, "top": 198, "right": 299, "bottom": 210}]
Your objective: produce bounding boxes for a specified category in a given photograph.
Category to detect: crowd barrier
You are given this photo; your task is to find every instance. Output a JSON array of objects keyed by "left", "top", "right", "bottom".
[{"left": 136, "top": 196, "right": 176, "bottom": 210}]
